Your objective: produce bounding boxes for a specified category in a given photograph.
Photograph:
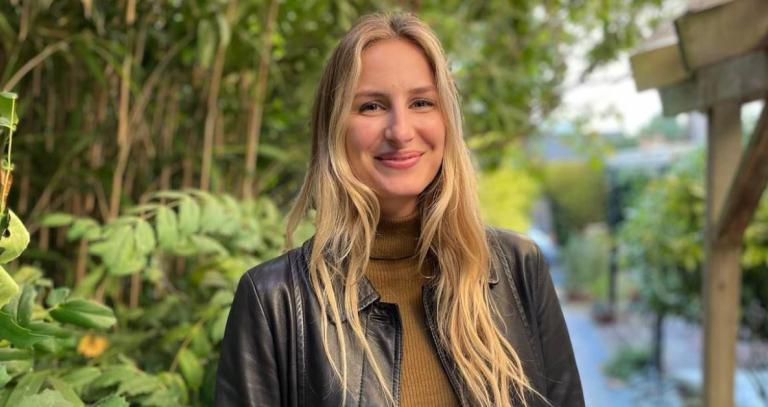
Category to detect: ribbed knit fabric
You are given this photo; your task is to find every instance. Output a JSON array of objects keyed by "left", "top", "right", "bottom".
[{"left": 365, "top": 211, "right": 460, "bottom": 407}]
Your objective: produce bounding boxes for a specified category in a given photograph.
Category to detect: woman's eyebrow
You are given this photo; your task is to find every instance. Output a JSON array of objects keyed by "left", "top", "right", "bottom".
[
  {"left": 409, "top": 85, "right": 437, "bottom": 95},
  {"left": 353, "top": 85, "right": 437, "bottom": 99}
]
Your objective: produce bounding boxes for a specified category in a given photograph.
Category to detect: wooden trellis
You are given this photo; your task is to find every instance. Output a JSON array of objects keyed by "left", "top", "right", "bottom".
[{"left": 629, "top": 0, "right": 768, "bottom": 405}]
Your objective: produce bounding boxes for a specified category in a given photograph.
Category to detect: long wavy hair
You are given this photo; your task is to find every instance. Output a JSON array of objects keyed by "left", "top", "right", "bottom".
[{"left": 285, "top": 12, "right": 541, "bottom": 407}]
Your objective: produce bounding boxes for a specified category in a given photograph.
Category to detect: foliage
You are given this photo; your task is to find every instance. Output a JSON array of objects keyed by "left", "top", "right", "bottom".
[
  {"left": 0, "top": 1, "right": 670, "bottom": 403},
  {"left": 478, "top": 165, "right": 539, "bottom": 231},
  {"left": 4, "top": 189, "right": 294, "bottom": 405},
  {"left": 618, "top": 150, "right": 705, "bottom": 319},
  {"left": 0, "top": 0, "right": 668, "bottom": 236},
  {"left": 36, "top": 190, "right": 291, "bottom": 405},
  {"left": 1, "top": 93, "right": 126, "bottom": 406},
  {"left": 0, "top": 267, "right": 164, "bottom": 407},
  {"left": 541, "top": 160, "right": 607, "bottom": 242},
  {"left": 561, "top": 224, "right": 611, "bottom": 299},
  {"left": 603, "top": 345, "right": 652, "bottom": 382},
  {"left": 1, "top": 93, "right": 310, "bottom": 404},
  {"left": 619, "top": 149, "right": 768, "bottom": 338},
  {"left": 635, "top": 114, "right": 686, "bottom": 143}
]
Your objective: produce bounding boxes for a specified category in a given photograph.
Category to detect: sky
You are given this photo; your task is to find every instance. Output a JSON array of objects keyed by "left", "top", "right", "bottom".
[
  {"left": 556, "top": 0, "right": 689, "bottom": 136},
  {"left": 559, "top": 56, "right": 663, "bottom": 135}
]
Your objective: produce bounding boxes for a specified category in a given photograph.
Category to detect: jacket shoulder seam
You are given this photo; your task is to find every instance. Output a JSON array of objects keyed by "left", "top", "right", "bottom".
[
  {"left": 286, "top": 248, "right": 306, "bottom": 407},
  {"left": 488, "top": 227, "right": 546, "bottom": 376}
]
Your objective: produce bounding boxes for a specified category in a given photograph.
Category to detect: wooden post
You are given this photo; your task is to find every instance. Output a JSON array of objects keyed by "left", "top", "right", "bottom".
[{"left": 703, "top": 102, "right": 742, "bottom": 407}]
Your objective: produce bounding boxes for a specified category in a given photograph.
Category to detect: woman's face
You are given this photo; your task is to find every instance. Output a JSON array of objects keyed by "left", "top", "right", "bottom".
[{"left": 345, "top": 38, "right": 446, "bottom": 219}]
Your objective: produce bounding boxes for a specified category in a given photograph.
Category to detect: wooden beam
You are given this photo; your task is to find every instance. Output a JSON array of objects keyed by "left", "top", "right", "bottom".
[
  {"left": 658, "top": 50, "right": 768, "bottom": 116},
  {"left": 687, "top": 0, "right": 733, "bottom": 13},
  {"left": 703, "top": 102, "right": 743, "bottom": 407},
  {"left": 676, "top": 0, "right": 768, "bottom": 70},
  {"left": 717, "top": 102, "right": 768, "bottom": 244},
  {"left": 659, "top": 79, "right": 698, "bottom": 116},
  {"left": 630, "top": 25, "right": 689, "bottom": 91}
]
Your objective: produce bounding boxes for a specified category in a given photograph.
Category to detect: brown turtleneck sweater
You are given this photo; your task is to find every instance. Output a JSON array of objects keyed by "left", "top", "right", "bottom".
[{"left": 365, "top": 212, "right": 460, "bottom": 407}]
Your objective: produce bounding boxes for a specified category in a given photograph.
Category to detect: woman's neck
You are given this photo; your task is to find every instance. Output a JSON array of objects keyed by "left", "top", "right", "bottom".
[{"left": 378, "top": 197, "right": 418, "bottom": 219}]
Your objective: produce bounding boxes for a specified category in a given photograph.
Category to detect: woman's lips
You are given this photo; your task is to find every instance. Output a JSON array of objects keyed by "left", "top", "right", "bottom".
[{"left": 375, "top": 151, "right": 423, "bottom": 169}]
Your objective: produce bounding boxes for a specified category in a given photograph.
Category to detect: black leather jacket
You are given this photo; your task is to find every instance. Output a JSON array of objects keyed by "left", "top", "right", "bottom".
[{"left": 215, "top": 229, "right": 584, "bottom": 406}]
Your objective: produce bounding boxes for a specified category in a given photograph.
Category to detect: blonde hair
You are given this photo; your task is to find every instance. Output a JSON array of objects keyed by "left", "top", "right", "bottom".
[{"left": 286, "top": 12, "right": 542, "bottom": 407}]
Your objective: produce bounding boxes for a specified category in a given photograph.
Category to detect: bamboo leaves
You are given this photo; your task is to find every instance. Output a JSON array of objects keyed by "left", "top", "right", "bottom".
[{"left": 48, "top": 299, "right": 116, "bottom": 330}]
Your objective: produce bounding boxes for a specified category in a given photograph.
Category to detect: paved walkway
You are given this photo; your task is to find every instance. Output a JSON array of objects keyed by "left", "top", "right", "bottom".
[
  {"left": 563, "top": 303, "right": 637, "bottom": 406},
  {"left": 558, "top": 287, "right": 768, "bottom": 406}
]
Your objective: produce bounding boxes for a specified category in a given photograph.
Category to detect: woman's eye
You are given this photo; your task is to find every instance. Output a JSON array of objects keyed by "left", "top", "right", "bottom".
[
  {"left": 359, "top": 102, "right": 384, "bottom": 112},
  {"left": 412, "top": 99, "right": 435, "bottom": 109}
]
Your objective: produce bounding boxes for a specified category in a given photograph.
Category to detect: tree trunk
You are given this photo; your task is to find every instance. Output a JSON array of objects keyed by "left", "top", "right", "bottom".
[
  {"left": 652, "top": 310, "right": 665, "bottom": 376},
  {"left": 200, "top": 0, "right": 238, "bottom": 191},
  {"left": 109, "top": 54, "right": 133, "bottom": 219},
  {"left": 160, "top": 86, "right": 178, "bottom": 191},
  {"left": 242, "top": 0, "right": 280, "bottom": 200}
]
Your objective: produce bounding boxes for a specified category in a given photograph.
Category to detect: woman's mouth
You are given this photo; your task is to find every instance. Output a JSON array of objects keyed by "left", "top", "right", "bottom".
[{"left": 374, "top": 151, "right": 424, "bottom": 169}]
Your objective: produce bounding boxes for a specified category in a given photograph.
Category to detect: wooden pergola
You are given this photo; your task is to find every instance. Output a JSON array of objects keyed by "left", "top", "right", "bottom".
[{"left": 629, "top": 0, "right": 768, "bottom": 405}]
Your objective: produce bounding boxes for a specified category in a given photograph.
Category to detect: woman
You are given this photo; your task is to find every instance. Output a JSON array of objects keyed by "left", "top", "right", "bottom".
[{"left": 216, "top": 12, "right": 583, "bottom": 407}]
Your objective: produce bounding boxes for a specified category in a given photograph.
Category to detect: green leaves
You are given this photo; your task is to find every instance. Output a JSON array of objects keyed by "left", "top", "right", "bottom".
[
  {"left": 17, "top": 388, "right": 74, "bottom": 407},
  {"left": 4, "top": 371, "right": 47, "bottom": 407},
  {"left": 0, "top": 210, "right": 30, "bottom": 264},
  {"left": 0, "top": 92, "right": 18, "bottom": 132},
  {"left": 46, "top": 288, "right": 70, "bottom": 308},
  {"left": 49, "top": 299, "right": 116, "bottom": 330},
  {"left": 89, "top": 224, "right": 143, "bottom": 276},
  {"left": 178, "top": 197, "right": 200, "bottom": 236},
  {"left": 40, "top": 213, "right": 75, "bottom": 228},
  {"left": 133, "top": 218, "right": 155, "bottom": 255},
  {"left": 16, "top": 283, "right": 35, "bottom": 326},
  {"left": 0, "top": 265, "right": 18, "bottom": 308},
  {"left": 0, "top": 189, "right": 285, "bottom": 404},
  {"left": 84, "top": 365, "right": 178, "bottom": 405},
  {"left": 93, "top": 395, "right": 129, "bottom": 407},
  {"left": 177, "top": 348, "right": 203, "bottom": 391},
  {"left": 155, "top": 206, "right": 178, "bottom": 250},
  {"left": 0, "top": 310, "right": 48, "bottom": 348},
  {"left": 0, "top": 348, "right": 33, "bottom": 361},
  {"left": 66, "top": 218, "right": 100, "bottom": 241}
]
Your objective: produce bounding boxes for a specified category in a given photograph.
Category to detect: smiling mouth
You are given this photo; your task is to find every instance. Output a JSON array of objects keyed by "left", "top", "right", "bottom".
[{"left": 375, "top": 151, "right": 424, "bottom": 169}]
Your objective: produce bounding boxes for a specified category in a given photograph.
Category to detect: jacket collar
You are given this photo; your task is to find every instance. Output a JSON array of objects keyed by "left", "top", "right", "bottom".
[{"left": 301, "top": 237, "right": 501, "bottom": 323}]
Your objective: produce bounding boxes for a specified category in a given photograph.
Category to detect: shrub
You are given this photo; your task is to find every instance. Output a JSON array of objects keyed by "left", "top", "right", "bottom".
[
  {"left": 561, "top": 224, "right": 611, "bottom": 300},
  {"left": 542, "top": 160, "right": 607, "bottom": 242},
  {"left": 603, "top": 345, "right": 653, "bottom": 382},
  {"left": 619, "top": 148, "right": 768, "bottom": 338},
  {"left": 478, "top": 166, "right": 540, "bottom": 231}
]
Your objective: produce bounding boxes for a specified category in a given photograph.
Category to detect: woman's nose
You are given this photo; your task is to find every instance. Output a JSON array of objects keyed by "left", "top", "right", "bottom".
[{"left": 384, "top": 107, "right": 414, "bottom": 144}]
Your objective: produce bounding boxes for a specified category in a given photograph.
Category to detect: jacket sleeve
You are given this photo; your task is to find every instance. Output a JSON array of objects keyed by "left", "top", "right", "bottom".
[
  {"left": 215, "top": 271, "right": 281, "bottom": 406},
  {"left": 531, "top": 245, "right": 585, "bottom": 406}
]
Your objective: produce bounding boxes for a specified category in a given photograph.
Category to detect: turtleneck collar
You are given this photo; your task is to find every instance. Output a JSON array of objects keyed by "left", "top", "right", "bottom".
[{"left": 370, "top": 210, "right": 421, "bottom": 260}]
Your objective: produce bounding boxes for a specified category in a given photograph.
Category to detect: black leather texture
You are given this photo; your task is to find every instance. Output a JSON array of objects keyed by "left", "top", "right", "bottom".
[{"left": 215, "top": 228, "right": 584, "bottom": 406}]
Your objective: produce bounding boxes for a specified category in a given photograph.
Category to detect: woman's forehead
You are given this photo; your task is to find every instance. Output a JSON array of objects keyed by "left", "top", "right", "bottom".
[{"left": 356, "top": 38, "right": 436, "bottom": 91}]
